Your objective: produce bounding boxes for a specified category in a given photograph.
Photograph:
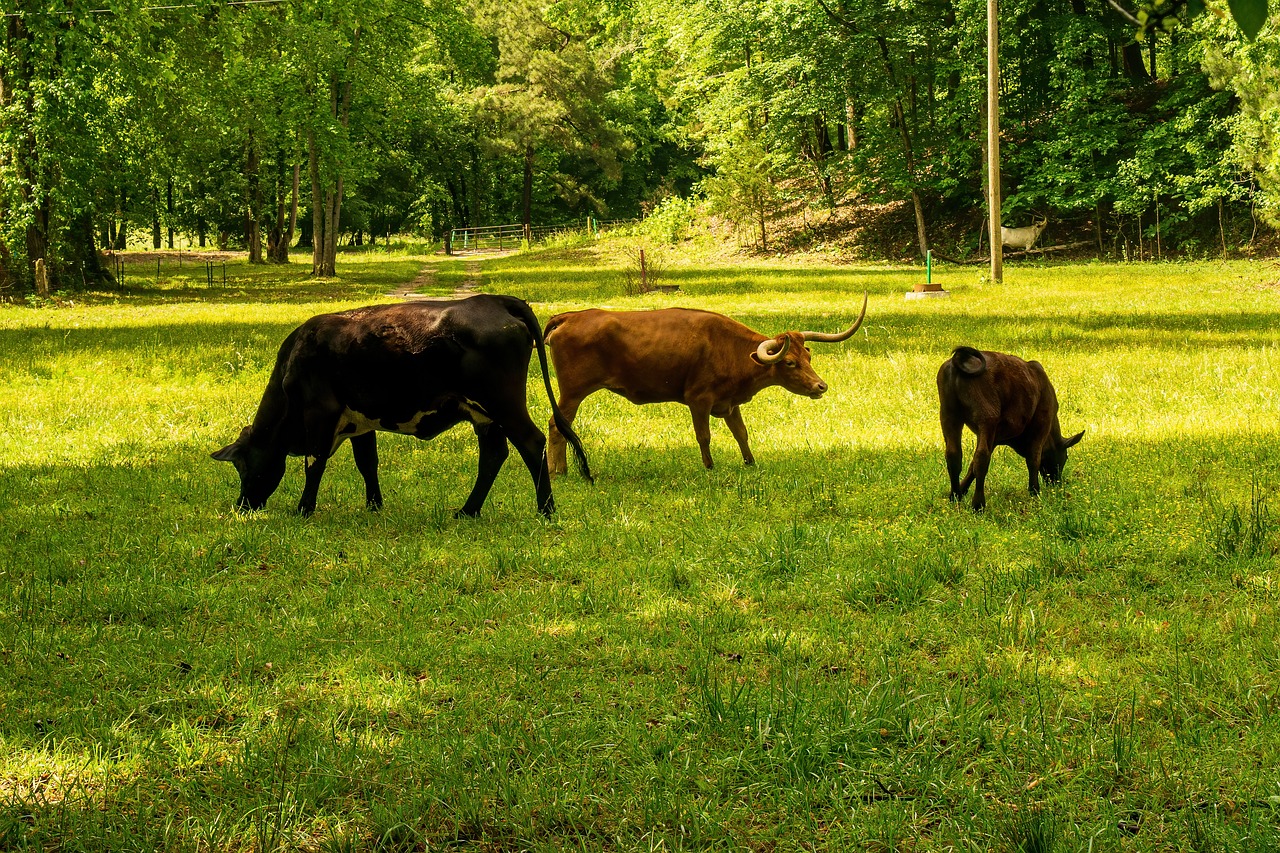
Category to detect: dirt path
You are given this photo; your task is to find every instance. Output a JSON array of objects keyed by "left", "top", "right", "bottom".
[{"left": 390, "top": 258, "right": 483, "bottom": 301}]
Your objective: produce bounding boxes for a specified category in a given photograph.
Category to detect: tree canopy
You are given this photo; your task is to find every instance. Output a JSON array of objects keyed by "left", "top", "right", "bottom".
[{"left": 0, "top": 0, "right": 1275, "bottom": 289}]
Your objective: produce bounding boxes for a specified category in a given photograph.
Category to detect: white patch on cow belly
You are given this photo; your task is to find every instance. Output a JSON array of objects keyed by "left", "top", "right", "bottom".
[
  {"left": 331, "top": 407, "right": 439, "bottom": 453},
  {"left": 394, "top": 410, "right": 436, "bottom": 433},
  {"left": 337, "top": 409, "right": 381, "bottom": 436},
  {"left": 461, "top": 398, "right": 492, "bottom": 425}
]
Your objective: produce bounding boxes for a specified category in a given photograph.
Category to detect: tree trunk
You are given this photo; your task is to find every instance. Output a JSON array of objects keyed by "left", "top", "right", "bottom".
[
  {"left": 246, "top": 133, "right": 263, "bottom": 264},
  {"left": 910, "top": 189, "right": 928, "bottom": 259},
  {"left": 266, "top": 155, "right": 291, "bottom": 263},
  {"left": 522, "top": 144, "right": 534, "bottom": 231},
  {"left": 67, "top": 210, "right": 112, "bottom": 289},
  {"left": 166, "top": 178, "right": 175, "bottom": 249},
  {"left": 152, "top": 185, "right": 162, "bottom": 249},
  {"left": 0, "top": 237, "right": 12, "bottom": 294},
  {"left": 310, "top": 129, "right": 326, "bottom": 276}
]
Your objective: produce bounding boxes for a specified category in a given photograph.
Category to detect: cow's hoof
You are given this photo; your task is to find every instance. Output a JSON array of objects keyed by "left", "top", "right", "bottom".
[
  {"left": 454, "top": 507, "right": 480, "bottom": 519},
  {"left": 366, "top": 498, "right": 383, "bottom": 511}
]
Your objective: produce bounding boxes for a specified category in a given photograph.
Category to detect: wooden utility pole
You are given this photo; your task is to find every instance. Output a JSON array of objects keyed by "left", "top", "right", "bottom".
[{"left": 987, "top": 0, "right": 1003, "bottom": 283}]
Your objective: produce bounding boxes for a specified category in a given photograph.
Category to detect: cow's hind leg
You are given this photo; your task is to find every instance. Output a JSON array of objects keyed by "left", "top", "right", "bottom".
[
  {"left": 723, "top": 406, "right": 755, "bottom": 466},
  {"left": 506, "top": 415, "right": 555, "bottom": 517},
  {"left": 457, "top": 423, "right": 510, "bottom": 518},
  {"left": 350, "top": 432, "right": 383, "bottom": 510},
  {"left": 547, "top": 392, "right": 587, "bottom": 477},
  {"left": 941, "top": 414, "right": 966, "bottom": 501},
  {"left": 690, "top": 403, "right": 715, "bottom": 469},
  {"left": 960, "top": 428, "right": 995, "bottom": 512}
]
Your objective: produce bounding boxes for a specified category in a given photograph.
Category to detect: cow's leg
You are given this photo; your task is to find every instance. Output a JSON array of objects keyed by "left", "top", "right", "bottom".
[
  {"left": 689, "top": 403, "right": 714, "bottom": 469},
  {"left": 959, "top": 429, "right": 995, "bottom": 512},
  {"left": 504, "top": 415, "right": 555, "bottom": 517},
  {"left": 941, "top": 413, "right": 966, "bottom": 501},
  {"left": 350, "top": 432, "right": 382, "bottom": 510},
  {"left": 295, "top": 406, "right": 342, "bottom": 516},
  {"left": 1024, "top": 444, "right": 1042, "bottom": 497},
  {"left": 297, "top": 455, "right": 328, "bottom": 516},
  {"left": 547, "top": 393, "right": 586, "bottom": 478},
  {"left": 457, "top": 423, "right": 510, "bottom": 518},
  {"left": 723, "top": 406, "right": 754, "bottom": 466}
]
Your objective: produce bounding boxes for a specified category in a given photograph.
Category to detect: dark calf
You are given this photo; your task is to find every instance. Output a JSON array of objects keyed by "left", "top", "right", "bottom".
[{"left": 937, "top": 346, "right": 1083, "bottom": 511}]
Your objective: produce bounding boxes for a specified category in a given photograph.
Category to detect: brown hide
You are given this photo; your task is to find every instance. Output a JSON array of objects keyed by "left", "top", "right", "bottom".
[
  {"left": 545, "top": 307, "right": 842, "bottom": 472},
  {"left": 937, "top": 346, "right": 1083, "bottom": 511}
]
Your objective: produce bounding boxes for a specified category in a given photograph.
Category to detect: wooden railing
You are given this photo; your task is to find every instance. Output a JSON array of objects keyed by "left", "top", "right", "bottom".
[{"left": 447, "top": 217, "right": 635, "bottom": 253}]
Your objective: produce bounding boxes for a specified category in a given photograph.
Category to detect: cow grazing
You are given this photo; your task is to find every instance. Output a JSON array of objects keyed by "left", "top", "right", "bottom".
[
  {"left": 1000, "top": 217, "right": 1048, "bottom": 252},
  {"left": 543, "top": 292, "right": 868, "bottom": 473},
  {"left": 211, "top": 295, "right": 592, "bottom": 518},
  {"left": 937, "top": 346, "right": 1083, "bottom": 511}
]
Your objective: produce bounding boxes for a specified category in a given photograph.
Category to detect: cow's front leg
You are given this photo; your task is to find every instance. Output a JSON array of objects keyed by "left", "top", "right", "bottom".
[
  {"left": 723, "top": 406, "right": 754, "bottom": 466},
  {"left": 457, "top": 423, "right": 510, "bottom": 518},
  {"left": 1024, "top": 445, "right": 1043, "bottom": 498},
  {"left": 350, "top": 432, "right": 382, "bottom": 510},
  {"left": 689, "top": 403, "right": 714, "bottom": 469},
  {"left": 297, "top": 408, "right": 340, "bottom": 516},
  {"left": 298, "top": 454, "right": 329, "bottom": 517}
]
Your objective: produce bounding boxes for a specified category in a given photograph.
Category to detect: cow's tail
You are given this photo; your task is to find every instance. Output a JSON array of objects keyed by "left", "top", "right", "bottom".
[
  {"left": 506, "top": 298, "right": 594, "bottom": 483},
  {"left": 950, "top": 346, "right": 987, "bottom": 377}
]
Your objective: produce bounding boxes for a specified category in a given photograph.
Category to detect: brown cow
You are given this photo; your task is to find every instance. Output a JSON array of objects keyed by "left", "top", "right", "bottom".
[
  {"left": 543, "top": 292, "right": 867, "bottom": 473},
  {"left": 937, "top": 346, "right": 1084, "bottom": 511}
]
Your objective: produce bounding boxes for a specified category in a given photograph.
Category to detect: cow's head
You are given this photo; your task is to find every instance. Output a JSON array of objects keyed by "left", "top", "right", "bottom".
[
  {"left": 211, "top": 426, "right": 287, "bottom": 511},
  {"left": 752, "top": 332, "right": 828, "bottom": 398},
  {"left": 750, "top": 291, "right": 868, "bottom": 399},
  {"left": 1039, "top": 430, "right": 1084, "bottom": 484}
]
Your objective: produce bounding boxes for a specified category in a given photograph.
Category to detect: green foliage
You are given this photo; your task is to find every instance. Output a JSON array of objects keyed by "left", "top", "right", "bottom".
[{"left": 638, "top": 194, "right": 701, "bottom": 244}]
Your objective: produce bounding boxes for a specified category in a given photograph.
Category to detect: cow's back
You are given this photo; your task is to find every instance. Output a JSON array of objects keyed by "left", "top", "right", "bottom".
[
  {"left": 278, "top": 297, "right": 536, "bottom": 420},
  {"left": 546, "top": 308, "right": 757, "bottom": 404}
]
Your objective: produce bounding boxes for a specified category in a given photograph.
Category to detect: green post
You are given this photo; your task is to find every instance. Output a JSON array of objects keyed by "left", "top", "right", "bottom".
[{"left": 926, "top": 249, "right": 932, "bottom": 285}]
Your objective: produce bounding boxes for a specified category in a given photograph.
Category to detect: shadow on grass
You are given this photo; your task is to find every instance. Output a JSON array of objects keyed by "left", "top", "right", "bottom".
[{"left": 3, "top": 300, "right": 1278, "bottom": 381}]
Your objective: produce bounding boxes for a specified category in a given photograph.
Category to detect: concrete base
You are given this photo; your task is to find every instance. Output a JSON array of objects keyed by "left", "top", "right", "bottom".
[{"left": 905, "top": 289, "right": 950, "bottom": 300}]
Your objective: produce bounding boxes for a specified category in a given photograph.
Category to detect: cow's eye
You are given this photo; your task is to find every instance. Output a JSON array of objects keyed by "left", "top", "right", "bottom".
[{"left": 785, "top": 359, "right": 797, "bottom": 368}]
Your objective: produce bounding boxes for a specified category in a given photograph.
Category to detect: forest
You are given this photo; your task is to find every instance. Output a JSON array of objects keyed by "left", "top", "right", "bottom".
[{"left": 1, "top": 0, "right": 1278, "bottom": 293}]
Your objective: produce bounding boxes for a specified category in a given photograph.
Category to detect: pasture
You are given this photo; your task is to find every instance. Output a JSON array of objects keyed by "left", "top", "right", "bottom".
[{"left": 2, "top": 245, "right": 1279, "bottom": 851}]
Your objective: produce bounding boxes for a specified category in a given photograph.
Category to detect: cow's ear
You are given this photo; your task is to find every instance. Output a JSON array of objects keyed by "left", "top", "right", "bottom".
[
  {"left": 1063, "top": 430, "right": 1084, "bottom": 449},
  {"left": 211, "top": 443, "right": 241, "bottom": 463},
  {"left": 211, "top": 426, "right": 251, "bottom": 462}
]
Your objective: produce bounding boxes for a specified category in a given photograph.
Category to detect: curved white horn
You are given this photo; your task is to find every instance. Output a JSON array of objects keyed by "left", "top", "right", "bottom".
[
  {"left": 801, "top": 290, "right": 868, "bottom": 343},
  {"left": 755, "top": 334, "right": 790, "bottom": 364}
]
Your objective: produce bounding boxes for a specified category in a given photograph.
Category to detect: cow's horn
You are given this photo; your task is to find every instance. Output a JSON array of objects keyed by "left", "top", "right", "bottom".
[
  {"left": 801, "top": 290, "right": 868, "bottom": 343},
  {"left": 755, "top": 334, "right": 791, "bottom": 364}
]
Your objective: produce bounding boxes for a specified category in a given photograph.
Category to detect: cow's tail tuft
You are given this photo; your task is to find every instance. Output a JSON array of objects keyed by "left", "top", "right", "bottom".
[
  {"left": 507, "top": 298, "right": 594, "bottom": 483},
  {"left": 950, "top": 346, "right": 987, "bottom": 377}
]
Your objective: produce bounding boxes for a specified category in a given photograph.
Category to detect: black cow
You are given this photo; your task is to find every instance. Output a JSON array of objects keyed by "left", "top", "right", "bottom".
[
  {"left": 212, "top": 295, "right": 592, "bottom": 518},
  {"left": 937, "top": 346, "right": 1083, "bottom": 511}
]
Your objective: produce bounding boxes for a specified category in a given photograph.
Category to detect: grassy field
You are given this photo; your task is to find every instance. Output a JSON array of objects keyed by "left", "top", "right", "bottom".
[{"left": 2, "top": 243, "right": 1279, "bottom": 851}]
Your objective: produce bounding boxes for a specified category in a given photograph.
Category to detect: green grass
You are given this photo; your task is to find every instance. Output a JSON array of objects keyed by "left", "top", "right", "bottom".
[{"left": 2, "top": 245, "right": 1279, "bottom": 850}]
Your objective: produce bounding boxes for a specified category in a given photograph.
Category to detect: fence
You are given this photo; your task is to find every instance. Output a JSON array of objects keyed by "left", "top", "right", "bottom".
[{"left": 448, "top": 217, "right": 634, "bottom": 253}]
